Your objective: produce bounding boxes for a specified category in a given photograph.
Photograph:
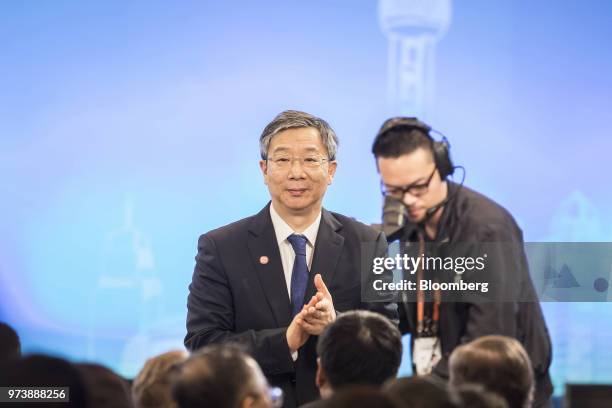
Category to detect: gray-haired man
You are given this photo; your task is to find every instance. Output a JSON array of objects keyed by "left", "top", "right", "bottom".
[{"left": 185, "top": 110, "right": 398, "bottom": 407}]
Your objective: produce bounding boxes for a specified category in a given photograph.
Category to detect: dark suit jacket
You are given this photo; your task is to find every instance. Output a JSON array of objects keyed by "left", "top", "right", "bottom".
[{"left": 185, "top": 203, "right": 398, "bottom": 408}]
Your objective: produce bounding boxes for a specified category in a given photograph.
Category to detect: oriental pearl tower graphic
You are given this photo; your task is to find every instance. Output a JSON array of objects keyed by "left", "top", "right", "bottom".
[{"left": 378, "top": 0, "right": 452, "bottom": 120}]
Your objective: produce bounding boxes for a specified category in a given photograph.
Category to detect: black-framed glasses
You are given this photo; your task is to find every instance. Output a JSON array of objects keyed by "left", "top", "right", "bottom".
[{"left": 380, "top": 167, "right": 437, "bottom": 198}]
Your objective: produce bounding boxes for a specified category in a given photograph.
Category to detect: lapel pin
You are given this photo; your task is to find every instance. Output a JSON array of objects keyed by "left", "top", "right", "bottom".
[{"left": 259, "top": 256, "right": 269, "bottom": 265}]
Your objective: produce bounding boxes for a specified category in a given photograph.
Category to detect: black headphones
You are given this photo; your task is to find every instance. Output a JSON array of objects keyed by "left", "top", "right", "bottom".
[{"left": 376, "top": 117, "right": 454, "bottom": 180}]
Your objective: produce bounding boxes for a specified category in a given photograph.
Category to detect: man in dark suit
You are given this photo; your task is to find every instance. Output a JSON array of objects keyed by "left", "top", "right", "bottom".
[{"left": 185, "top": 110, "right": 398, "bottom": 408}]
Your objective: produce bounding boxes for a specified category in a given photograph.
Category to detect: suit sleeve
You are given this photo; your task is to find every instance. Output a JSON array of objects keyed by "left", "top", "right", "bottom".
[
  {"left": 184, "top": 234, "right": 295, "bottom": 376},
  {"left": 360, "top": 231, "right": 399, "bottom": 326}
]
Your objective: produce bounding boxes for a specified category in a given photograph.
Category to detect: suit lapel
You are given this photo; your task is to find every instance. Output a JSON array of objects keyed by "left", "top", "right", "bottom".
[
  {"left": 247, "top": 203, "right": 292, "bottom": 327},
  {"left": 306, "top": 208, "right": 345, "bottom": 303}
]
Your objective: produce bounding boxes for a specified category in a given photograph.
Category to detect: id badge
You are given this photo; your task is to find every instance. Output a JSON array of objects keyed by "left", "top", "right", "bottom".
[{"left": 413, "top": 336, "right": 442, "bottom": 375}]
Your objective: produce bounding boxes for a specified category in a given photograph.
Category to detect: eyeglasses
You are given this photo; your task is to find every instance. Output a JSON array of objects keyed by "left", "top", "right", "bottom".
[
  {"left": 380, "top": 167, "right": 437, "bottom": 198},
  {"left": 267, "top": 155, "right": 330, "bottom": 169}
]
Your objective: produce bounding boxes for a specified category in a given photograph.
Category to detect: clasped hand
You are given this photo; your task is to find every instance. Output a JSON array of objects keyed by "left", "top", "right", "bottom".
[{"left": 286, "top": 274, "right": 336, "bottom": 353}]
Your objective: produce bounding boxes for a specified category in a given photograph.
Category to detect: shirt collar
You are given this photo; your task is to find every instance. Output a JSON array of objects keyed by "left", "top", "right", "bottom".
[{"left": 270, "top": 203, "right": 321, "bottom": 247}]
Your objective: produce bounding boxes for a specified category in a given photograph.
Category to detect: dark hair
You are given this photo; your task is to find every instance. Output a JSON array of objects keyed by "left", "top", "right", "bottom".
[
  {"left": 384, "top": 376, "right": 458, "bottom": 408},
  {"left": 317, "top": 310, "right": 402, "bottom": 389},
  {"left": 322, "top": 386, "right": 398, "bottom": 408},
  {"left": 0, "top": 354, "right": 88, "bottom": 408},
  {"left": 372, "top": 124, "right": 434, "bottom": 159},
  {"left": 452, "top": 384, "right": 509, "bottom": 408},
  {"left": 132, "top": 350, "right": 187, "bottom": 408},
  {"left": 449, "top": 335, "right": 534, "bottom": 408},
  {"left": 76, "top": 363, "right": 132, "bottom": 408},
  {"left": 172, "top": 344, "right": 262, "bottom": 408},
  {"left": 0, "top": 322, "right": 21, "bottom": 362}
]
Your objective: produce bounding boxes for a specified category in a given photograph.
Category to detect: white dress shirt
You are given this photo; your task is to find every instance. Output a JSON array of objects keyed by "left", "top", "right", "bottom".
[
  {"left": 270, "top": 203, "right": 321, "bottom": 301},
  {"left": 270, "top": 204, "right": 322, "bottom": 360}
]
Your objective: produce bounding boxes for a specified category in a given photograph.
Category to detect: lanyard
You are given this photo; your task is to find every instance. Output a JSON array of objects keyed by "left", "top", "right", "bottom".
[{"left": 416, "top": 230, "right": 441, "bottom": 337}]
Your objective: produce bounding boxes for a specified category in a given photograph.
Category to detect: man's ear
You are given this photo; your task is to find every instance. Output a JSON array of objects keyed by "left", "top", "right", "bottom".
[
  {"left": 259, "top": 160, "right": 268, "bottom": 185},
  {"left": 241, "top": 395, "right": 256, "bottom": 408},
  {"left": 316, "top": 357, "right": 325, "bottom": 388},
  {"left": 327, "top": 161, "right": 337, "bottom": 185}
]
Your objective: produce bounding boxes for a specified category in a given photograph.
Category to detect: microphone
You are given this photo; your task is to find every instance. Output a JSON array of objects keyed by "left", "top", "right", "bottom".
[
  {"left": 381, "top": 166, "right": 466, "bottom": 240},
  {"left": 422, "top": 166, "right": 465, "bottom": 221},
  {"left": 381, "top": 195, "right": 409, "bottom": 240},
  {"left": 425, "top": 197, "right": 449, "bottom": 217},
  {"left": 381, "top": 194, "right": 445, "bottom": 240},
  {"left": 421, "top": 166, "right": 466, "bottom": 226}
]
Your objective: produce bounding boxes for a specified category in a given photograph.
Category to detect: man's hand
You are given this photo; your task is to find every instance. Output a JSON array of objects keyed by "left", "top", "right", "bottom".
[
  {"left": 298, "top": 274, "right": 336, "bottom": 335},
  {"left": 286, "top": 295, "right": 318, "bottom": 353}
]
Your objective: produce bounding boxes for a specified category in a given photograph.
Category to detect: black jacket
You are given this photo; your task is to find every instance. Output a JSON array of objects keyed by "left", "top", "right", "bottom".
[
  {"left": 185, "top": 203, "right": 398, "bottom": 408},
  {"left": 397, "top": 182, "right": 553, "bottom": 406}
]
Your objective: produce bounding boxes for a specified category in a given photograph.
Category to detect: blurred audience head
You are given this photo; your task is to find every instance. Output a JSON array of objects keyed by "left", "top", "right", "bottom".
[
  {"left": 449, "top": 335, "right": 534, "bottom": 408},
  {"left": 0, "top": 322, "right": 21, "bottom": 362},
  {"left": 384, "top": 376, "right": 457, "bottom": 408},
  {"left": 132, "top": 350, "right": 188, "bottom": 408},
  {"left": 316, "top": 310, "right": 402, "bottom": 398},
  {"left": 452, "top": 384, "right": 509, "bottom": 408},
  {"left": 77, "top": 363, "right": 132, "bottom": 408},
  {"left": 321, "top": 386, "right": 398, "bottom": 408},
  {"left": 172, "top": 344, "right": 275, "bottom": 408},
  {"left": 0, "top": 354, "right": 88, "bottom": 408}
]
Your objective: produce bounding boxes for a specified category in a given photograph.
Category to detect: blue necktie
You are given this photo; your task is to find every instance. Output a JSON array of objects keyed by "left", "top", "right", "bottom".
[{"left": 287, "top": 234, "right": 309, "bottom": 317}]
